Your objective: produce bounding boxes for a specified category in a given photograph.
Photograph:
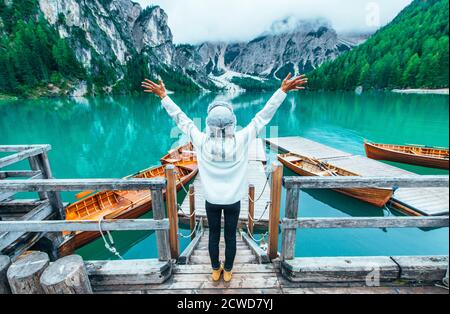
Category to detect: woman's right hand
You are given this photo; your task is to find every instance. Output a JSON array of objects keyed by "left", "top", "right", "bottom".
[
  {"left": 141, "top": 78, "right": 167, "bottom": 99},
  {"left": 281, "top": 73, "right": 308, "bottom": 93}
]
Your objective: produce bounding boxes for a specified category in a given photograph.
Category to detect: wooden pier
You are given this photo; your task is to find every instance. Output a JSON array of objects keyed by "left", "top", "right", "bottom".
[
  {"left": 1, "top": 143, "right": 449, "bottom": 294},
  {"left": 0, "top": 145, "right": 65, "bottom": 260},
  {"left": 266, "top": 137, "right": 449, "bottom": 216}
]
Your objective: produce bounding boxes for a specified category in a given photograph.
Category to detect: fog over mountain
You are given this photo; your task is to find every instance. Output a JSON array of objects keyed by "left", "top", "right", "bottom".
[{"left": 137, "top": 0, "right": 412, "bottom": 43}]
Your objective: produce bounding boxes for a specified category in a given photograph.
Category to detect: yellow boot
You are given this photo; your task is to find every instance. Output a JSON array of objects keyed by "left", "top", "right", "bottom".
[
  {"left": 223, "top": 269, "right": 233, "bottom": 283},
  {"left": 211, "top": 264, "right": 224, "bottom": 282}
]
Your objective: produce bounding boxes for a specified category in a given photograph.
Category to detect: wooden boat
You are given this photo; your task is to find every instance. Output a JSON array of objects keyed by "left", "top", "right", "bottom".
[
  {"left": 59, "top": 147, "right": 198, "bottom": 256},
  {"left": 160, "top": 142, "right": 197, "bottom": 171},
  {"left": 278, "top": 153, "right": 394, "bottom": 207},
  {"left": 364, "top": 141, "right": 449, "bottom": 170}
]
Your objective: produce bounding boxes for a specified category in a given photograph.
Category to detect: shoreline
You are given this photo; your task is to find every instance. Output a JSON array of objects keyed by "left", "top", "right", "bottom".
[
  {"left": 392, "top": 88, "right": 449, "bottom": 95},
  {"left": 0, "top": 94, "right": 19, "bottom": 101},
  {"left": 3, "top": 88, "right": 450, "bottom": 101}
]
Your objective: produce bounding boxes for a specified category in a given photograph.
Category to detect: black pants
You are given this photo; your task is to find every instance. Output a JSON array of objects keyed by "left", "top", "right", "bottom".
[{"left": 205, "top": 201, "right": 241, "bottom": 272}]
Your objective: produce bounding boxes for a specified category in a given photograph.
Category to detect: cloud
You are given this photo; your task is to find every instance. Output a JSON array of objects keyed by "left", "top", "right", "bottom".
[{"left": 136, "top": 0, "right": 412, "bottom": 44}]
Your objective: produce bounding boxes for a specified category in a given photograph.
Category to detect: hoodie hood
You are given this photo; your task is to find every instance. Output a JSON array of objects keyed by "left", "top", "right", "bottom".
[
  {"left": 206, "top": 101, "right": 237, "bottom": 138},
  {"left": 203, "top": 101, "right": 238, "bottom": 162}
]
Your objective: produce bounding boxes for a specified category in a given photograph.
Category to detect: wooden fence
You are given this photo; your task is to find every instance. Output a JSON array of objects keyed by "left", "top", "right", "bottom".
[
  {"left": 0, "top": 178, "right": 172, "bottom": 261},
  {"left": 1, "top": 150, "right": 449, "bottom": 289},
  {"left": 1, "top": 145, "right": 67, "bottom": 258},
  {"left": 281, "top": 175, "right": 449, "bottom": 261},
  {"left": 280, "top": 175, "right": 449, "bottom": 283},
  {"left": 0, "top": 145, "right": 64, "bottom": 219},
  {"left": 0, "top": 176, "right": 177, "bottom": 294}
]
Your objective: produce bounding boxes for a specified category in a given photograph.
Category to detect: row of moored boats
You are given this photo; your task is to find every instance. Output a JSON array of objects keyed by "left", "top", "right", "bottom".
[
  {"left": 278, "top": 141, "right": 448, "bottom": 208},
  {"left": 60, "top": 143, "right": 197, "bottom": 256},
  {"left": 60, "top": 141, "right": 449, "bottom": 255}
]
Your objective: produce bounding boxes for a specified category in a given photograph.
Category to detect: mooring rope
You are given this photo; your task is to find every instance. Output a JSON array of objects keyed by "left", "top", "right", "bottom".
[
  {"left": 177, "top": 203, "right": 197, "bottom": 218},
  {"left": 444, "top": 273, "right": 449, "bottom": 288},
  {"left": 247, "top": 201, "right": 271, "bottom": 224},
  {"left": 246, "top": 227, "right": 269, "bottom": 244},
  {"left": 383, "top": 204, "right": 392, "bottom": 216},
  {"left": 435, "top": 283, "right": 449, "bottom": 290},
  {"left": 248, "top": 172, "right": 271, "bottom": 204},
  {"left": 98, "top": 218, "right": 124, "bottom": 260},
  {"left": 175, "top": 171, "right": 195, "bottom": 196},
  {"left": 178, "top": 220, "right": 201, "bottom": 239}
]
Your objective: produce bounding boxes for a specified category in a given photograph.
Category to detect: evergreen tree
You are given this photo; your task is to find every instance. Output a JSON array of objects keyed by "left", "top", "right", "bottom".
[
  {"left": 0, "top": 0, "right": 85, "bottom": 96},
  {"left": 402, "top": 54, "right": 420, "bottom": 87},
  {"left": 309, "top": 0, "right": 449, "bottom": 90}
]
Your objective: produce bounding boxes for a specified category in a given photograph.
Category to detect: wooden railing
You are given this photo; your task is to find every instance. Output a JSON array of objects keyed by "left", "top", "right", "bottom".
[
  {"left": 280, "top": 175, "right": 450, "bottom": 261},
  {"left": 0, "top": 178, "right": 172, "bottom": 261},
  {"left": 0, "top": 145, "right": 64, "bottom": 219}
]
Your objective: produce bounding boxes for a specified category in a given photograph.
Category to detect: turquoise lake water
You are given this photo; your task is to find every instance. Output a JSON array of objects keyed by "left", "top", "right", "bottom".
[{"left": 0, "top": 91, "right": 448, "bottom": 260}]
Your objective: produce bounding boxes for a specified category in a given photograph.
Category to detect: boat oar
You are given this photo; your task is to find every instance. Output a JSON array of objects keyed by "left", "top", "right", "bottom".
[
  {"left": 303, "top": 156, "right": 339, "bottom": 177},
  {"left": 76, "top": 190, "right": 95, "bottom": 199}
]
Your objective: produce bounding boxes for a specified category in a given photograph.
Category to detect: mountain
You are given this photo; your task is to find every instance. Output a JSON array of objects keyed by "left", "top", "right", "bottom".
[
  {"left": 175, "top": 17, "right": 367, "bottom": 92},
  {"left": 225, "top": 18, "right": 356, "bottom": 79},
  {"left": 0, "top": 0, "right": 216, "bottom": 97},
  {"left": 0, "top": 0, "right": 87, "bottom": 97},
  {"left": 189, "top": 17, "right": 364, "bottom": 80},
  {"left": 308, "top": 0, "right": 449, "bottom": 90},
  {"left": 37, "top": 0, "right": 222, "bottom": 94},
  {"left": 0, "top": 0, "right": 365, "bottom": 98}
]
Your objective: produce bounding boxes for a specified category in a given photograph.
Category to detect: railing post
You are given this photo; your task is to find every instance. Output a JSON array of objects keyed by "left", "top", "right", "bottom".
[
  {"left": 268, "top": 162, "right": 283, "bottom": 260},
  {"left": 281, "top": 187, "right": 299, "bottom": 261},
  {"left": 40, "top": 255, "right": 92, "bottom": 294},
  {"left": 30, "top": 152, "right": 65, "bottom": 219},
  {"left": 28, "top": 156, "right": 46, "bottom": 201},
  {"left": 189, "top": 185, "right": 196, "bottom": 241},
  {"left": 444, "top": 262, "right": 449, "bottom": 288},
  {"left": 165, "top": 165, "right": 179, "bottom": 259},
  {"left": 7, "top": 251, "right": 50, "bottom": 294},
  {"left": 248, "top": 184, "right": 255, "bottom": 236},
  {"left": 0, "top": 255, "right": 11, "bottom": 294},
  {"left": 151, "top": 187, "right": 171, "bottom": 261}
]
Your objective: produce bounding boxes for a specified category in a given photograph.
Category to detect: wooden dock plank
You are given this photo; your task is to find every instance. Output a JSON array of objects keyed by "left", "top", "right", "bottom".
[
  {"left": 393, "top": 188, "right": 449, "bottom": 216},
  {"left": 179, "top": 161, "right": 271, "bottom": 224},
  {"left": 91, "top": 233, "right": 447, "bottom": 295},
  {"left": 266, "top": 137, "right": 352, "bottom": 159},
  {"left": 173, "top": 264, "right": 277, "bottom": 274},
  {"left": 121, "top": 231, "right": 283, "bottom": 294},
  {"left": 86, "top": 259, "right": 171, "bottom": 286},
  {"left": 0, "top": 201, "right": 53, "bottom": 252},
  {"left": 282, "top": 256, "right": 399, "bottom": 283},
  {"left": 321, "top": 155, "right": 412, "bottom": 177},
  {"left": 248, "top": 138, "right": 267, "bottom": 162},
  {"left": 266, "top": 137, "right": 449, "bottom": 216},
  {"left": 280, "top": 286, "right": 448, "bottom": 294},
  {"left": 97, "top": 285, "right": 447, "bottom": 294}
]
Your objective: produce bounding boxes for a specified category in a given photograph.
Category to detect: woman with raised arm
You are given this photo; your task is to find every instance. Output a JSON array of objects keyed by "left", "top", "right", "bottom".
[{"left": 142, "top": 73, "right": 307, "bottom": 282}]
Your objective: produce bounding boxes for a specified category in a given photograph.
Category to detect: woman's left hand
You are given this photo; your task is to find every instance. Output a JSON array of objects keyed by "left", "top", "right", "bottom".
[
  {"left": 281, "top": 73, "right": 308, "bottom": 93},
  {"left": 141, "top": 78, "right": 167, "bottom": 99}
]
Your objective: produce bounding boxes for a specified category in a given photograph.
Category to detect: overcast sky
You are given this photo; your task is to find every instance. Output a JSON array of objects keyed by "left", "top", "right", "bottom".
[{"left": 136, "top": 0, "right": 412, "bottom": 44}]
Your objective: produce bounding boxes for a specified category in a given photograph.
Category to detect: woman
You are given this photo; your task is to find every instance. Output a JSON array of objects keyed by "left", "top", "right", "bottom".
[{"left": 142, "top": 73, "right": 307, "bottom": 282}]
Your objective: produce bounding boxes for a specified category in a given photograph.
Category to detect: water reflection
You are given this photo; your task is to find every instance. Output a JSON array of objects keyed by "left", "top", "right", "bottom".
[
  {"left": 0, "top": 91, "right": 448, "bottom": 259},
  {"left": 1, "top": 91, "right": 448, "bottom": 183}
]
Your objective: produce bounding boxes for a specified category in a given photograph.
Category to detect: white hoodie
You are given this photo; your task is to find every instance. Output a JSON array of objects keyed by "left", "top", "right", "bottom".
[{"left": 161, "top": 89, "right": 287, "bottom": 205}]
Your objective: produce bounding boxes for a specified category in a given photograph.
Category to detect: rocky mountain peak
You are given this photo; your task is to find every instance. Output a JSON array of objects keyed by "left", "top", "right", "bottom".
[
  {"left": 188, "top": 16, "right": 356, "bottom": 80},
  {"left": 38, "top": 0, "right": 174, "bottom": 67},
  {"left": 33, "top": 1, "right": 365, "bottom": 94},
  {"left": 110, "top": 0, "right": 142, "bottom": 35},
  {"left": 134, "top": 6, "right": 173, "bottom": 55}
]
